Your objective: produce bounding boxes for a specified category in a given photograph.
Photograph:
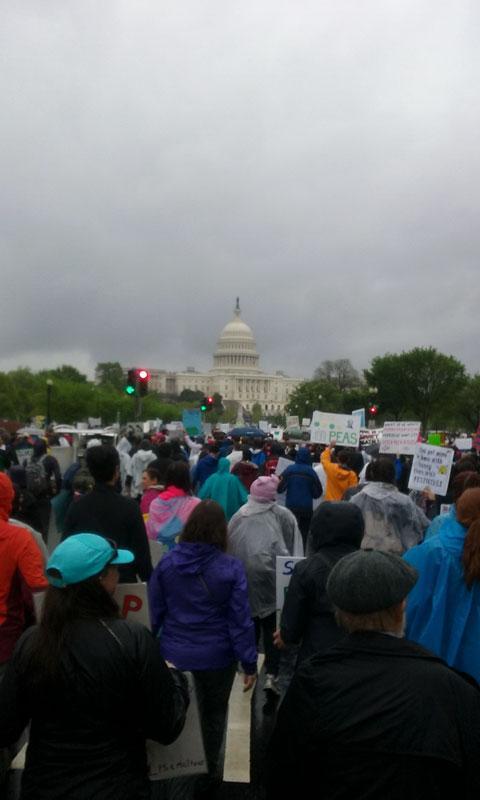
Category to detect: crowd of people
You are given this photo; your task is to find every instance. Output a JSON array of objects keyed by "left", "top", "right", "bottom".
[{"left": 1, "top": 423, "right": 480, "bottom": 798}]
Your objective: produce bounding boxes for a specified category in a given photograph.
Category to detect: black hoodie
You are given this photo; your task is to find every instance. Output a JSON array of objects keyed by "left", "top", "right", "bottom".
[{"left": 280, "top": 502, "right": 364, "bottom": 664}]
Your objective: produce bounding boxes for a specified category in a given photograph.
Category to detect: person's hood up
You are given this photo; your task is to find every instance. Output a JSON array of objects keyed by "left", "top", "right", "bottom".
[
  {"left": 360, "top": 482, "right": 398, "bottom": 501},
  {"left": 309, "top": 501, "right": 364, "bottom": 553},
  {"left": 217, "top": 457, "right": 230, "bottom": 474},
  {"left": 161, "top": 486, "right": 188, "bottom": 501},
  {"left": 296, "top": 447, "right": 312, "bottom": 465},
  {"left": 0, "top": 472, "right": 15, "bottom": 521},
  {"left": 33, "top": 440, "right": 47, "bottom": 459},
  {"left": 170, "top": 541, "right": 221, "bottom": 575},
  {"left": 136, "top": 448, "right": 155, "bottom": 464}
]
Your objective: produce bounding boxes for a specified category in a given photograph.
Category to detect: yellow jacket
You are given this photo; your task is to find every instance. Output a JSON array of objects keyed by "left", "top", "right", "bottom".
[{"left": 320, "top": 447, "right": 358, "bottom": 501}]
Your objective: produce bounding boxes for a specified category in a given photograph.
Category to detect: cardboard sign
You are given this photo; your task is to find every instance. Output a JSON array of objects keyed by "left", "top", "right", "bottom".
[
  {"left": 310, "top": 411, "right": 360, "bottom": 447},
  {"left": 352, "top": 408, "right": 366, "bottom": 428},
  {"left": 114, "top": 583, "right": 150, "bottom": 629},
  {"left": 286, "top": 416, "right": 300, "bottom": 429},
  {"left": 408, "top": 444, "right": 454, "bottom": 496},
  {"left": 147, "top": 672, "right": 207, "bottom": 780},
  {"left": 455, "top": 437, "right": 472, "bottom": 450},
  {"left": 276, "top": 556, "right": 305, "bottom": 621},
  {"left": 275, "top": 456, "right": 293, "bottom": 477},
  {"left": 301, "top": 418, "right": 311, "bottom": 428},
  {"left": 379, "top": 421, "right": 421, "bottom": 456},
  {"left": 427, "top": 433, "right": 442, "bottom": 446},
  {"left": 182, "top": 409, "right": 202, "bottom": 437},
  {"left": 259, "top": 420, "right": 269, "bottom": 432}
]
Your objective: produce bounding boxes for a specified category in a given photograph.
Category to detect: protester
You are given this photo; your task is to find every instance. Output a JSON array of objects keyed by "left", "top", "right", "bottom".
[
  {"left": 0, "top": 533, "right": 188, "bottom": 800},
  {"left": 192, "top": 443, "right": 220, "bottom": 491},
  {"left": 63, "top": 445, "right": 152, "bottom": 582},
  {"left": 320, "top": 441, "right": 358, "bottom": 501},
  {"left": 139, "top": 465, "right": 163, "bottom": 516},
  {"left": 274, "top": 502, "right": 364, "bottom": 665},
  {"left": 350, "top": 456, "right": 429, "bottom": 554},
  {"left": 250, "top": 439, "right": 266, "bottom": 471},
  {"left": 149, "top": 442, "right": 174, "bottom": 488},
  {"left": 231, "top": 448, "right": 259, "bottom": 491},
  {"left": 266, "top": 550, "right": 480, "bottom": 799},
  {"left": 263, "top": 441, "right": 283, "bottom": 476},
  {"left": 404, "top": 487, "right": 480, "bottom": 681},
  {"left": 423, "top": 470, "right": 480, "bottom": 540},
  {"left": 128, "top": 439, "right": 157, "bottom": 500},
  {"left": 146, "top": 461, "right": 200, "bottom": 551},
  {"left": 228, "top": 475, "right": 302, "bottom": 698},
  {"left": 226, "top": 440, "right": 244, "bottom": 471},
  {"left": 24, "top": 439, "right": 61, "bottom": 541},
  {"left": 277, "top": 446, "right": 322, "bottom": 546},
  {"left": 149, "top": 500, "right": 257, "bottom": 799},
  {"left": 198, "top": 457, "right": 248, "bottom": 520}
]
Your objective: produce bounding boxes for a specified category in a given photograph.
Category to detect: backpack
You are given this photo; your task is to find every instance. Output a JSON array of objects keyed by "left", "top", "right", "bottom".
[{"left": 26, "top": 458, "right": 48, "bottom": 497}]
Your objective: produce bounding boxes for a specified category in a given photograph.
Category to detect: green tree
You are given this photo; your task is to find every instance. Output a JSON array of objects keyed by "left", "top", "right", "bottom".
[
  {"left": 452, "top": 375, "right": 480, "bottom": 432},
  {"left": 286, "top": 379, "right": 343, "bottom": 421},
  {"left": 179, "top": 389, "right": 204, "bottom": 402},
  {"left": 41, "top": 365, "right": 88, "bottom": 383},
  {"left": 365, "top": 348, "right": 467, "bottom": 431},
  {"left": 313, "top": 359, "right": 361, "bottom": 390},
  {"left": 95, "top": 362, "right": 125, "bottom": 391},
  {"left": 251, "top": 402, "right": 263, "bottom": 424}
]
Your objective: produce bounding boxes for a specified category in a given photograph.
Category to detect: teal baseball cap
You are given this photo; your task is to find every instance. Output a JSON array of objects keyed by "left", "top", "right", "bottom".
[{"left": 46, "top": 533, "right": 134, "bottom": 588}]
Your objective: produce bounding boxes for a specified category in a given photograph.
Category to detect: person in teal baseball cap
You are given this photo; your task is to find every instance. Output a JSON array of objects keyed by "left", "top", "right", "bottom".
[{"left": 46, "top": 532, "right": 134, "bottom": 591}]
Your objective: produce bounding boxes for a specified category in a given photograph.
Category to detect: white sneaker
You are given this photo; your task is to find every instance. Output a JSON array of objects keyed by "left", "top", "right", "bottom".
[{"left": 264, "top": 673, "right": 280, "bottom": 695}]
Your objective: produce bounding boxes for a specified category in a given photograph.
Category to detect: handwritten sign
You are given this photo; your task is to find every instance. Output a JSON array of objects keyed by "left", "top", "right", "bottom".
[
  {"left": 148, "top": 672, "right": 207, "bottom": 780},
  {"left": 182, "top": 409, "right": 202, "bottom": 437},
  {"left": 455, "top": 437, "right": 472, "bottom": 450},
  {"left": 275, "top": 457, "right": 293, "bottom": 477},
  {"left": 352, "top": 408, "right": 366, "bottom": 429},
  {"left": 286, "top": 416, "right": 300, "bottom": 429},
  {"left": 408, "top": 444, "right": 454, "bottom": 496},
  {"left": 310, "top": 411, "right": 360, "bottom": 447},
  {"left": 114, "top": 582, "right": 150, "bottom": 629},
  {"left": 379, "top": 421, "right": 421, "bottom": 455},
  {"left": 276, "top": 556, "right": 305, "bottom": 619}
]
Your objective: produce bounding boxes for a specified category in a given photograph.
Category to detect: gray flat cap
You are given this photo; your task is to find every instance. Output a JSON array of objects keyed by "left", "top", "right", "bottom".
[{"left": 326, "top": 550, "right": 418, "bottom": 614}]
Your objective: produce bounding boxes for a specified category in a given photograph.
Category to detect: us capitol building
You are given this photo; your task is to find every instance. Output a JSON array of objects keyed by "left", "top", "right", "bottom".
[{"left": 147, "top": 300, "right": 302, "bottom": 413}]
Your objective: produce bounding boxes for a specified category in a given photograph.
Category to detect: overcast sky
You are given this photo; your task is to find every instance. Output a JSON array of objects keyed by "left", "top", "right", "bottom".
[{"left": 1, "top": 1, "right": 479, "bottom": 381}]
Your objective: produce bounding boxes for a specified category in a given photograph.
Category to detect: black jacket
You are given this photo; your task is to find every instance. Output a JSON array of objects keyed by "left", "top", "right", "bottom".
[
  {"left": 267, "top": 632, "right": 480, "bottom": 799},
  {"left": 280, "top": 502, "right": 364, "bottom": 663},
  {"left": 63, "top": 482, "right": 152, "bottom": 582},
  {"left": 0, "top": 619, "right": 188, "bottom": 800}
]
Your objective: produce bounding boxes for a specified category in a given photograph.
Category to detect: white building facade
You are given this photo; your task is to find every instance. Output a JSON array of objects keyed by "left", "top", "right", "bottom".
[{"left": 147, "top": 300, "right": 302, "bottom": 413}]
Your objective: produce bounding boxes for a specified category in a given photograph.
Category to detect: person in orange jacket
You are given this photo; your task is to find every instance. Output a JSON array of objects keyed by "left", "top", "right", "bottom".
[{"left": 320, "top": 441, "right": 358, "bottom": 501}]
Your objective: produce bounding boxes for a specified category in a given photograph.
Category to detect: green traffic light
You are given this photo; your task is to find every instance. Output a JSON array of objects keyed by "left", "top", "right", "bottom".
[{"left": 125, "top": 385, "right": 136, "bottom": 395}]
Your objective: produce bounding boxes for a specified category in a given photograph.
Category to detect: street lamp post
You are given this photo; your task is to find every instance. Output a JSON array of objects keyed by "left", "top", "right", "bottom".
[{"left": 45, "top": 380, "right": 53, "bottom": 428}]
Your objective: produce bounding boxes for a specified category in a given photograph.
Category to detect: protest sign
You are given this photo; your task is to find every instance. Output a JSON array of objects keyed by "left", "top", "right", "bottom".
[
  {"left": 114, "top": 583, "right": 150, "bottom": 629},
  {"left": 408, "top": 444, "right": 454, "bottom": 496},
  {"left": 310, "top": 411, "right": 360, "bottom": 447},
  {"left": 379, "top": 421, "right": 421, "bottom": 456},
  {"left": 182, "top": 409, "right": 202, "bottom": 436},
  {"left": 258, "top": 420, "right": 269, "bottom": 432},
  {"left": 275, "top": 457, "right": 292, "bottom": 477},
  {"left": 302, "top": 418, "right": 311, "bottom": 428},
  {"left": 427, "top": 433, "right": 442, "bottom": 446},
  {"left": 286, "top": 416, "right": 300, "bottom": 429},
  {"left": 276, "top": 556, "right": 305, "bottom": 622},
  {"left": 148, "top": 672, "right": 207, "bottom": 780},
  {"left": 202, "top": 422, "right": 212, "bottom": 436},
  {"left": 440, "top": 504, "right": 452, "bottom": 515},
  {"left": 271, "top": 428, "right": 284, "bottom": 441},
  {"left": 352, "top": 408, "right": 366, "bottom": 428},
  {"left": 455, "top": 437, "right": 473, "bottom": 450}
]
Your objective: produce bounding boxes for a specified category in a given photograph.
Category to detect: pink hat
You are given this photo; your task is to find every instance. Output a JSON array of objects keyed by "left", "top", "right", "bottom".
[{"left": 250, "top": 475, "right": 279, "bottom": 502}]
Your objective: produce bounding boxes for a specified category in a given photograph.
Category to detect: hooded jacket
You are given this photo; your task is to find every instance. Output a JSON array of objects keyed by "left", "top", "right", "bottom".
[
  {"left": 228, "top": 499, "right": 303, "bottom": 618},
  {"left": 148, "top": 541, "right": 257, "bottom": 674},
  {"left": 0, "top": 473, "right": 48, "bottom": 663},
  {"left": 198, "top": 458, "right": 248, "bottom": 520},
  {"left": 145, "top": 487, "right": 200, "bottom": 551},
  {"left": 192, "top": 453, "right": 218, "bottom": 490},
  {"left": 128, "top": 448, "right": 157, "bottom": 496},
  {"left": 350, "top": 481, "right": 428, "bottom": 554},
  {"left": 277, "top": 448, "right": 322, "bottom": 511},
  {"left": 321, "top": 447, "right": 358, "bottom": 501},
  {"left": 280, "top": 503, "right": 364, "bottom": 663}
]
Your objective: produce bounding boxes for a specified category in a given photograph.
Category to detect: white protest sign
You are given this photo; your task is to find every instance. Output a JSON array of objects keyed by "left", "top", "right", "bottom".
[
  {"left": 408, "top": 444, "right": 454, "bottom": 496},
  {"left": 286, "top": 416, "right": 300, "bottom": 429},
  {"left": 114, "top": 583, "right": 150, "bottom": 629},
  {"left": 276, "top": 556, "right": 305, "bottom": 621},
  {"left": 259, "top": 420, "right": 270, "bottom": 432},
  {"left": 310, "top": 411, "right": 360, "bottom": 447},
  {"left": 272, "top": 428, "right": 284, "bottom": 441},
  {"left": 352, "top": 408, "right": 366, "bottom": 428},
  {"left": 302, "top": 418, "right": 311, "bottom": 428},
  {"left": 275, "top": 456, "right": 293, "bottom": 476},
  {"left": 202, "top": 423, "right": 213, "bottom": 436},
  {"left": 147, "top": 672, "right": 207, "bottom": 780},
  {"left": 455, "top": 437, "right": 472, "bottom": 450},
  {"left": 379, "top": 421, "right": 421, "bottom": 456},
  {"left": 217, "top": 423, "right": 231, "bottom": 434},
  {"left": 440, "top": 504, "right": 452, "bottom": 515}
]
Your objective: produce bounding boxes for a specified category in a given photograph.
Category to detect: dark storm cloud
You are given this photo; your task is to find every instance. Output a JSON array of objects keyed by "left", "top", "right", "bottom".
[{"left": 1, "top": 0, "right": 479, "bottom": 380}]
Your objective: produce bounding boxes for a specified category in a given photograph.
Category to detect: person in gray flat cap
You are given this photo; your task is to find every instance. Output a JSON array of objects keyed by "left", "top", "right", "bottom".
[{"left": 266, "top": 550, "right": 480, "bottom": 800}]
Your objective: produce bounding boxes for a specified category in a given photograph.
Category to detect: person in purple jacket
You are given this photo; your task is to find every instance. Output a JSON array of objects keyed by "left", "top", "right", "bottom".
[{"left": 148, "top": 499, "right": 257, "bottom": 799}]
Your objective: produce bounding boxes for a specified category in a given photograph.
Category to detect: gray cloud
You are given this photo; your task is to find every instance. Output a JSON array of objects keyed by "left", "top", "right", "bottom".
[{"left": 1, "top": 0, "right": 479, "bottom": 380}]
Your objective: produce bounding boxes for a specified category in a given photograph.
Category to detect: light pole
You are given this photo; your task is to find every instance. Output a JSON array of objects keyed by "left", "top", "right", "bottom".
[{"left": 45, "top": 380, "right": 53, "bottom": 428}]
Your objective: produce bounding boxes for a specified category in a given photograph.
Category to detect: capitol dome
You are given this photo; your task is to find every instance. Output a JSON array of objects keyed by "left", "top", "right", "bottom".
[{"left": 211, "top": 298, "right": 261, "bottom": 373}]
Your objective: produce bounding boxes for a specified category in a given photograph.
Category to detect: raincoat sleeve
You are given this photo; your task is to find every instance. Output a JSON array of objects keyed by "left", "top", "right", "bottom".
[
  {"left": 226, "top": 561, "right": 257, "bottom": 674},
  {"left": 198, "top": 475, "right": 212, "bottom": 500},
  {"left": 148, "top": 562, "right": 168, "bottom": 637}
]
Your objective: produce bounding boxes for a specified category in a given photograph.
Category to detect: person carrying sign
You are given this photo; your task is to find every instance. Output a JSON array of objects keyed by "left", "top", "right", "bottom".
[
  {"left": 320, "top": 442, "right": 358, "bottom": 501},
  {"left": 0, "top": 533, "right": 188, "bottom": 800}
]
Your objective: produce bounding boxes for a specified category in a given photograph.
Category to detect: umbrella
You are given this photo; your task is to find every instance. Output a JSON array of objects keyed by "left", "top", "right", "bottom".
[{"left": 229, "top": 427, "right": 268, "bottom": 438}]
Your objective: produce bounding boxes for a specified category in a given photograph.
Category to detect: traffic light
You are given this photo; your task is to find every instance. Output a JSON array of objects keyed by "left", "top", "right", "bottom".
[
  {"left": 368, "top": 404, "right": 378, "bottom": 417},
  {"left": 200, "top": 397, "right": 208, "bottom": 412},
  {"left": 137, "top": 369, "right": 150, "bottom": 397},
  {"left": 206, "top": 396, "right": 214, "bottom": 411},
  {"left": 125, "top": 369, "right": 136, "bottom": 396}
]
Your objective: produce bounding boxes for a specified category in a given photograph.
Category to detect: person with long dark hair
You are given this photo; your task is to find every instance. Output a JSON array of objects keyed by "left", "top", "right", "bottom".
[
  {"left": 149, "top": 500, "right": 257, "bottom": 799},
  {"left": 0, "top": 533, "right": 188, "bottom": 800}
]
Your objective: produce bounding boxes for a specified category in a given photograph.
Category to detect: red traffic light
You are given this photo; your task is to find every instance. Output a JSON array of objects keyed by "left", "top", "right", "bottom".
[
  {"left": 369, "top": 404, "right": 378, "bottom": 416},
  {"left": 207, "top": 396, "right": 214, "bottom": 404},
  {"left": 138, "top": 369, "right": 149, "bottom": 381}
]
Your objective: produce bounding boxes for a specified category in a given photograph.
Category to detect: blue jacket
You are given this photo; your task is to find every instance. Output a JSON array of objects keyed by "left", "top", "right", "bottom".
[
  {"left": 404, "top": 513, "right": 480, "bottom": 681},
  {"left": 192, "top": 454, "right": 218, "bottom": 490},
  {"left": 278, "top": 448, "right": 322, "bottom": 511},
  {"left": 148, "top": 541, "right": 257, "bottom": 674}
]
